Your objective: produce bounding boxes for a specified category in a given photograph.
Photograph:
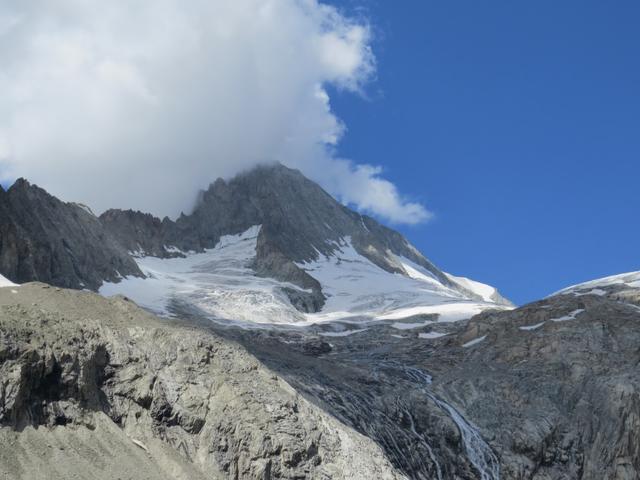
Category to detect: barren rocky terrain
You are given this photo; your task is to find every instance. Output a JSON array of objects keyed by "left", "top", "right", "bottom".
[
  {"left": 2, "top": 279, "right": 639, "bottom": 479},
  {"left": 217, "top": 281, "right": 640, "bottom": 480},
  {"left": 0, "top": 283, "right": 405, "bottom": 480}
]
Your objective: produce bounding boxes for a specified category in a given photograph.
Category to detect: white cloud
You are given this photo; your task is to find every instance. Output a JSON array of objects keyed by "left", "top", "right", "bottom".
[
  {"left": 309, "top": 159, "right": 433, "bottom": 225},
  {"left": 0, "top": 0, "right": 430, "bottom": 224}
]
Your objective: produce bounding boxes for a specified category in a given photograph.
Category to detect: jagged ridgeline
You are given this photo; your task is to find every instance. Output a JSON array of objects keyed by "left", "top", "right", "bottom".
[{"left": 0, "top": 179, "right": 142, "bottom": 290}]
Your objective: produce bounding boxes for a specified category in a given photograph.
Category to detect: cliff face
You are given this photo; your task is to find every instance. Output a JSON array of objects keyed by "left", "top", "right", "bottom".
[
  {"left": 0, "top": 180, "right": 142, "bottom": 290},
  {"left": 0, "top": 283, "right": 405, "bottom": 480},
  {"left": 453, "top": 294, "right": 640, "bottom": 480},
  {"left": 99, "top": 209, "right": 179, "bottom": 259}
]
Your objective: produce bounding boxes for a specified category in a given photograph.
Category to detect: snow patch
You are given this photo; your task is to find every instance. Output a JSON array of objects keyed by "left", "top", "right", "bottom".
[
  {"left": 103, "top": 231, "right": 510, "bottom": 328},
  {"left": 419, "top": 332, "right": 447, "bottom": 339},
  {"left": 549, "top": 309, "right": 585, "bottom": 323},
  {"left": 101, "top": 226, "right": 308, "bottom": 324},
  {"left": 463, "top": 335, "right": 487, "bottom": 348},
  {"left": 581, "top": 288, "right": 607, "bottom": 296},
  {"left": 519, "top": 322, "right": 545, "bottom": 331},
  {"left": 398, "top": 256, "right": 440, "bottom": 284},
  {"left": 164, "top": 245, "right": 185, "bottom": 255},
  {"left": 297, "top": 237, "right": 509, "bottom": 324},
  {"left": 380, "top": 302, "right": 493, "bottom": 323},
  {"left": 0, "top": 274, "right": 18, "bottom": 288},
  {"left": 74, "top": 203, "right": 95, "bottom": 216},
  {"left": 445, "top": 272, "right": 499, "bottom": 303},
  {"left": 554, "top": 271, "right": 640, "bottom": 296}
]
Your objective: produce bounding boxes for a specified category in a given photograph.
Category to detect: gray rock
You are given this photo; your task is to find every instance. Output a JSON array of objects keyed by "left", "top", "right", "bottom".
[
  {"left": 221, "top": 285, "right": 640, "bottom": 480},
  {"left": 0, "top": 180, "right": 142, "bottom": 290},
  {"left": 99, "top": 209, "right": 183, "bottom": 259},
  {"left": 1, "top": 275, "right": 640, "bottom": 479},
  {"left": 0, "top": 283, "right": 406, "bottom": 480}
]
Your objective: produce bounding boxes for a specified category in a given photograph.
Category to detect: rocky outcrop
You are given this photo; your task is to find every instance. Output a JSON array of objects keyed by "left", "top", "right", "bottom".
[
  {"left": 0, "top": 283, "right": 405, "bottom": 480},
  {"left": 447, "top": 284, "right": 640, "bottom": 480},
  {"left": 99, "top": 209, "right": 182, "bottom": 259},
  {"left": 251, "top": 228, "right": 326, "bottom": 312},
  {"left": 0, "top": 180, "right": 142, "bottom": 290}
]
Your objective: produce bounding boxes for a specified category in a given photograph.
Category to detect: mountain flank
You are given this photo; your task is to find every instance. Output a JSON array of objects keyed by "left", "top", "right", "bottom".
[
  {"left": 0, "top": 179, "right": 141, "bottom": 290},
  {"left": 100, "top": 163, "right": 510, "bottom": 311}
]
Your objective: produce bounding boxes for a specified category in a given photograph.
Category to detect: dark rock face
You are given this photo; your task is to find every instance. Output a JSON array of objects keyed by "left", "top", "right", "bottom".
[
  {"left": 0, "top": 180, "right": 142, "bottom": 290},
  {"left": 99, "top": 209, "right": 182, "bottom": 258}
]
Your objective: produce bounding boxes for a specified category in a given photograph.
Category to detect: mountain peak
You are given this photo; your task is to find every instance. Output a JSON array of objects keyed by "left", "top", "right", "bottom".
[
  {"left": 100, "top": 165, "right": 511, "bottom": 313},
  {"left": 200, "top": 162, "right": 332, "bottom": 214},
  {"left": 8, "top": 177, "right": 33, "bottom": 192}
]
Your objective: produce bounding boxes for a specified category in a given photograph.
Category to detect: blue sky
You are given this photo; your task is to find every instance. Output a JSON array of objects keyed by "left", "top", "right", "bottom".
[{"left": 328, "top": 0, "right": 640, "bottom": 304}]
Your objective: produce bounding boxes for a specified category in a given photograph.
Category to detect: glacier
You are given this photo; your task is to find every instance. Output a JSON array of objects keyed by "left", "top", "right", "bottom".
[{"left": 101, "top": 225, "right": 511, "bottom": 327}]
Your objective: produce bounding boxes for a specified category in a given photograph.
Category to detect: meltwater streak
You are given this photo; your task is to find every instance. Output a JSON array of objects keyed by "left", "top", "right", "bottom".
[
  {"left": 427, "top": 395, "right": 500, "bottom": 480},
  {"left": 395, "top": 363, "right": 500, "bottom": 480}
]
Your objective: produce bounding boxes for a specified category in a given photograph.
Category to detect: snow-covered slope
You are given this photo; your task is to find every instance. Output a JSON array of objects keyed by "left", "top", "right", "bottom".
[
  {"left": 101, "top": 226, "right": 511, "bottom": 326},
  {"left": 553, "top": 271, "right": 640, "bottom": 296},
  {"left": 297, "top": 238, "right": 507, "bottom": 323},
  {"left": 444, "top": 272, "right": 507, "bottom": 304},
  {"left": 101, "top": 226, "right": 307, "bottom": 324}
]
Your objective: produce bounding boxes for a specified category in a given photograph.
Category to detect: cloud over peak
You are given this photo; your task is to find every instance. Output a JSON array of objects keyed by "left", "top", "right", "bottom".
[{"left": 0, "top": 0, "right": 430, "bottom": 224}]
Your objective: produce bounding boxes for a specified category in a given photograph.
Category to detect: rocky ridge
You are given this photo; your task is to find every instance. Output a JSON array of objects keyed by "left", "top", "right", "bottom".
[
  {"left": 0, "top": 165, "right": 509, "bottom": 315},
  {"left": 0, "top": 180, "right": 142, "bottom": 290}
]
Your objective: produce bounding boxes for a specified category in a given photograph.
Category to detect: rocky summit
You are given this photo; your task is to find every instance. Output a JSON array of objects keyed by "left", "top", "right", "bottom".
[{"left": 0, "top": 165, "right": 638, "bottom": 480}]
